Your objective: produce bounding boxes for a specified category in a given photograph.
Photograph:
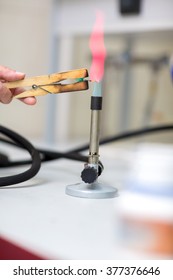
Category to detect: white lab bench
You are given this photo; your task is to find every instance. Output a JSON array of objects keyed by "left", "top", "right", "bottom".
[
  {"left": 1, "top": 141, "right": 173, "bottom": 260},
  {"left": 0, "top": 142, "right": 132, "bottom": 260}
]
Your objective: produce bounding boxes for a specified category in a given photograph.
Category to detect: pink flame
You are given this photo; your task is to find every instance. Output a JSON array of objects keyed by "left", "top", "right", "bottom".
[{"left": 89, "top": 11, "right": 106, "bottom": 82}]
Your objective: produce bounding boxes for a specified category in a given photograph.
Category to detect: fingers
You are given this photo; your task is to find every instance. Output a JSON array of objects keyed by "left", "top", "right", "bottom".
[
  {"left": 21, "top": 97, "right": 37, "bottom": 105},
  {"left": 0, "top": 82, "right": 13, "bottom": 104},
  {"left": 0, "top": 65, "right": 25, "bottom": 104},
  {"left": 0, "top": 84, "right": 37, "bottom": 105},
  {"left": 13, "top": 87, "right": 37, "bottom": 105},
  {"left": 0, "top": 65, "right": 25, "bottom": 82},
  {"left": 0, "top": 65, "right": 37, "bottom": 105}
]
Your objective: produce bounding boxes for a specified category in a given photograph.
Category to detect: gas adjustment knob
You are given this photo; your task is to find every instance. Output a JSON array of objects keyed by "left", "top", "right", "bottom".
[{"left": 81, "top": 166, "right": 98, "bottom": 184}]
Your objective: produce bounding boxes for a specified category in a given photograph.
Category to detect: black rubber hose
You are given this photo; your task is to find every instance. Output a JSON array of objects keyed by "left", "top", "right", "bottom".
[
  {"left": 1, "top": 124, "right": 173, "bottom": 166},
  {"left": 0, "top": 125, "right": 41, "bottom": 187},
  {"left": 0, "top": 124, "right": 173, "bottom": 186}
]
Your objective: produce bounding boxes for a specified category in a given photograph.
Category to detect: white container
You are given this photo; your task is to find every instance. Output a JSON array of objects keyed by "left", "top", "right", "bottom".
[{"left": 117, "top": 143, "right": 173, "bottom": 259}]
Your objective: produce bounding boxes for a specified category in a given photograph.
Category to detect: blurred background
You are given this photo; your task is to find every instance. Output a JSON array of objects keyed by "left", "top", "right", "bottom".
[
  {"left": 1, "top": 0, "right": 173, "bottom": 144},
  {"left": 0, "top": 0, "right": 173, "bottom": 260}
]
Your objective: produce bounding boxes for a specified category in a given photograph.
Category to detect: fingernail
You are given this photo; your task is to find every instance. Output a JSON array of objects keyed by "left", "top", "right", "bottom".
[{"left": 15, "top": 71, "right": 25, "bottom": 76}]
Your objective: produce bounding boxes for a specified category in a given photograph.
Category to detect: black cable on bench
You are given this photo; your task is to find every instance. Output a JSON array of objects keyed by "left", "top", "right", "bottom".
[
  {"left": 0, "top": 124, "right": 173, "bottom": 187},
  {"left": 0, "top": 125, "right": 41, "bottom": 187}
]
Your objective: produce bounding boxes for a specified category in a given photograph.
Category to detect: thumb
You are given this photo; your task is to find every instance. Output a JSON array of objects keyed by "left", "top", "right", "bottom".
[{"left": 0, "top": 66, "right": 25, "bottom": 81}]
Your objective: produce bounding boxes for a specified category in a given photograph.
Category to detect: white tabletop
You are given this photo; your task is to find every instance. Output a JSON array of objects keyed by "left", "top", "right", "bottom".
[
  {"left": 0, "top": 142, "right": 172, "bottom": 259},
  {"left": 0, "top": 142, "right": 131, "bottom": 259}
]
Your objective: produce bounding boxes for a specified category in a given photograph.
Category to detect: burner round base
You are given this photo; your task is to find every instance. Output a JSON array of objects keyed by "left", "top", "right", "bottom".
[{"left": 65, "top": 181, "right": 118, "bottom": 199}]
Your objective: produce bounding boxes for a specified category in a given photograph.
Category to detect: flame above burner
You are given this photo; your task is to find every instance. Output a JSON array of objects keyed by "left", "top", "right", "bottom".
[{"left": 89, "top": 11, "right": 106, "bottom": 82}]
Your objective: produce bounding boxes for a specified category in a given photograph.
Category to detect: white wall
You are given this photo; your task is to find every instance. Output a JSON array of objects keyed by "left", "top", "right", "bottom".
[
  {"left": 55, "top": 0, "right": 173, "bottom": 35},
  {"left": 0, "top": 0, "right": 52, "bottom": 140},
  {"left": 1, "top": 0, "right": 173, "bottom": 144},
  {"left": 52, "top": 0, "right": 173, "bottom": 142},
  {"left": 68, "top": 32, "right": 173, "bottom": 140}
]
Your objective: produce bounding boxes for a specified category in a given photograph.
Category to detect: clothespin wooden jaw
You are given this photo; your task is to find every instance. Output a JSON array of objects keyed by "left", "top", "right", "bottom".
[{"left": 5, "top": 68, "right": 89, "bottom": 98}]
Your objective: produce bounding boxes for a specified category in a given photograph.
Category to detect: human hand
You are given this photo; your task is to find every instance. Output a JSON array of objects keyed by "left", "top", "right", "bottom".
[{"left": 0, "top": 66, "right": 36, "bottom": 105}]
